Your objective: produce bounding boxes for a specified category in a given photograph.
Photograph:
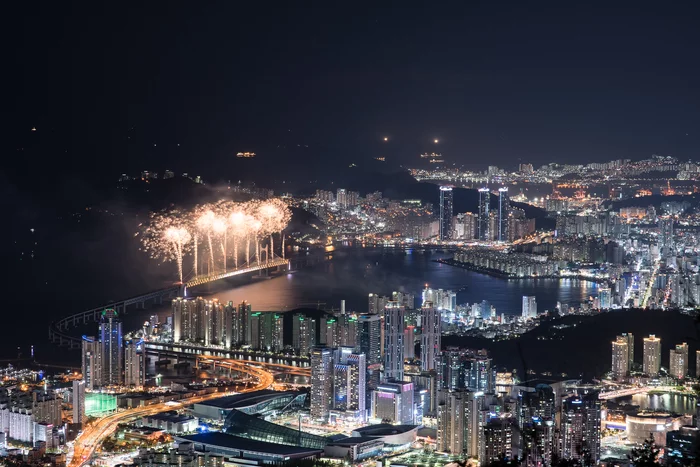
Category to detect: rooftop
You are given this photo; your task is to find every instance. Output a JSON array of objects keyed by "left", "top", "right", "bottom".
[{"left": 179, "top": 433, "right": 323, "bottom": 456}]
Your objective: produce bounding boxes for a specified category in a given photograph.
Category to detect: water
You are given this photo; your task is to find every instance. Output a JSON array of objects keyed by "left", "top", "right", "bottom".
[
  {"left": 192, "top": 249, "right": 599, "bottom": 315},
  {"left": 631, "top": 393, "right": 697, "bottom": 415},
  {"left": 23, "top": 248, "right": 598, "bottom": 367}
]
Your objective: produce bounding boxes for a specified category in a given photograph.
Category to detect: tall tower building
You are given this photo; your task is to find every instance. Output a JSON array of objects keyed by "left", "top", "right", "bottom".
[
  {"left": 81, "top": 336, "right": 101, "bottom": 390},
  {"left": 404, "top": 325, "right": 416, "bottom": 359},
  {"left": 598, "top": 288, "right": 612, "bottom": 310},
  {"left": 320, "top": 316, "right": 338, "bottom": 347},
  {"left": 383, "top": 301, "right": 405, "bottom": 382},
  {"left": 559, "top": 394, "right": 602, "bottom": 464},
  {"left": 72, "top": 380, "right": 86, "bottom": 425},
  {"left": 98, "top": 309, "right": 123, "bottom": 386},
  {"left": 439, "top": 186, "right": 454, "bottom": 240},
  {"left": 659, "top": 216, "right": 675, "bottom": 258},
  {"left": 611, "top": 337, "right": 630, "bottom": 380},
  {"left": 333, "top": 348, "right": 367, "bottom": 421},
  {"left": 669, "top": 343, "right": 689, "bottom": 379},
  {"left": 310, "top": 347, "right": 333, "bottom": 421},
  {"left": 368, "top": 294, "right": 388, "bottom": 314},
  {"left": 522, "top": 296, "right": 537, "bottom": 319},
  {"left": 124, "top": 340, "right": 146, "bottom": 388},
  {"left": 478, "top": 188, "right": 491, "bottom": 241},
  {"left": 437, "top": 389, "right": 470, "bottom": 454},
  {"left": 237, "top": 301, "right": 252, "bottom": 346},
  {"left": 420, "top": 302, "right": 441, "bottom": 372},
  {"left": 497, "top": 187, "right": 510, "bottom": 242},
  {"left": 643, "top": 335, "right": 661, "bottom": 377},
  {"left": 293, "top": 314, "right": 317, "bottom": 356}
]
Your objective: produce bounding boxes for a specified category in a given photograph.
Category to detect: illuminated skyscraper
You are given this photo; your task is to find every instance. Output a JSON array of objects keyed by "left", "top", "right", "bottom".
[
  {"left": 439, "top": 186, "right": 454, "bottom": 240},
  {"left": 669, "top": 343, "right": 688, "bottom": 379},
  {"left": 659, "top": 216, "right": 675, "bottom": 258},
  {"left": 598, "top": 288, "right": 611, "bottom": 310},
  {"left": 368, "top": 293, "right": 388, "bottom": 314},
  {"left": 611, "top": 337, "right": 629, "bottom": 380},
  {"left": 332, "top": 347, "right": 366, "bottom": 421},
  {"left": 478, "top": 188, "right": 491, "bottom": 241},
  {"left": 522, "top": 296, "right": 537, "bottom": 319},
  {"left": 81, "top": 336, "right": 101, "bottom": 390},
  {"left": 124, "top": 340, "right": 146, "bottom": 388},
  {"left": 420, "top": 302, "right": 441, "bottom": 372},
  {"left": 310, "top": 346, "right": 333, "bottom": 420},
  {"left": 643, "top": 335, "right": 661, "bottom": 377},
  {"left": 293, "top": 314, "right": 317, "bottom": 355},
  {"left": 72, "top": 380, "right": 86, "bottom": 425},
  {"left": 98, "top": 309, "right": 123, "bottom": 386},
  {"left": 383, "top": 301, "right": 405, "bottom": 381},
  {"left": 497, "top": 187, "right": 510, "bottom": 242}
]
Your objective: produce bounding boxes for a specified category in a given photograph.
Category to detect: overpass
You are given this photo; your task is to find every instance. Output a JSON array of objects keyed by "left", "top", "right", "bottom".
[
  {"left": 49, "top": 260, "right": 291, "bottom": 350},
  {"left": 598, "top": 387, "right": 649, "bottom": 400}
]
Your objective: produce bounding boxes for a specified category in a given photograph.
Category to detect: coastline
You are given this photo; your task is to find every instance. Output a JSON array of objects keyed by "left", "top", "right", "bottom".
[{"left": 435, "top": 258, "right": 608, "bottom": 284}]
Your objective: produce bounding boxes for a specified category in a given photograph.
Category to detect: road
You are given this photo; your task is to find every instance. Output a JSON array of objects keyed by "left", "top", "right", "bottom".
[{"left": 69, "top": 360, "right": 274, "bottom": 467}]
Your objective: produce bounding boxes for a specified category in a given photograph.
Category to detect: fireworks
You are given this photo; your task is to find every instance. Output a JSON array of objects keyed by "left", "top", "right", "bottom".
[{"left": 139, "top": 199, "right": 292, "bottom": 283}]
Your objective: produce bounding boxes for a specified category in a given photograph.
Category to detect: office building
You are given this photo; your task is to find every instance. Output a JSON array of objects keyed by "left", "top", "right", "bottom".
[
  {"left": 372, "top": 381, "right": 414, "bottom": 424},
  {"left": 643, "top": 335, "right": 661, "bottom": 377},
  {"left": 383, "top": 301, "right": 405, "bottom": 382},
  {"left": 420, "top": 302, "right": 440, "bottom": 372},
  {"left": 439, "top": 186, "right": 454, "bottom": 240},
  {"left": 522, "top": 296, "right": 537, "bottom": 319},
  {"left": 310, "top": 347, "right": 334, "bottom": 420},
  {"left": 497, "top": 187, "right": 510, "bottom": 242},
  {"left": 478, "top": 188, "right": 491, "bottom": 241},
  {"left": 670, "top": 343, "right": 689, "bottom": 380},
  {"left": 332, "top": 348, "right": 366, "bottom": 421},
  {"left": 124, "top": 340, "right": 146, "bottom": 388},
  {"left": 612, "top": 337, "right": 630, "bottom": 380},
  {"left": 293, "top": 314, "right": 317, "bottom": 356},
  {"left": 99, "top": 309, "right": 123, "bottom": 386},
  {"left": 72, "top": 380, "right": 86, "bottom": 425}
]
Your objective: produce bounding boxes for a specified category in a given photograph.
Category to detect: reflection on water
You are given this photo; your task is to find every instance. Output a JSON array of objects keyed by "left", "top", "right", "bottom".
[
  {"left": 631, "top": 393, "right": 697, "bottom": 415},
  {"left": 190, "top": 250, "right": 598, "bottom": 315}
]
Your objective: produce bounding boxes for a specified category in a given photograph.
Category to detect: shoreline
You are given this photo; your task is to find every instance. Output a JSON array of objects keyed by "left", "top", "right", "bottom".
[{"left": 435, "top": 258, "right": 608, "bottom": 284}]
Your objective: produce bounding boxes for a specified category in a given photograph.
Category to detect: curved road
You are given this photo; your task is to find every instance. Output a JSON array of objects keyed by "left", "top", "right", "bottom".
[{"left": 69, "top": 360, "right": 274, "bottom": 467}]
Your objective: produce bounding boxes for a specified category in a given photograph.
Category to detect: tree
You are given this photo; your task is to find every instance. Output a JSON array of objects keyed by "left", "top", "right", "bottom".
[{"left": 629, "top": 436, "right": 660, "bottom": 467}]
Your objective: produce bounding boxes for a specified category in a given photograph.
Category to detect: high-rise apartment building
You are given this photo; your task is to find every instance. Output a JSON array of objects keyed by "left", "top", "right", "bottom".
[
  {"left": 497, "top": 187, "right": 510, "bottom": 242},
  {"left": 420, "top": 302, "right": 441, "bottom": 372},
  {"left": 72, "top": 380, "right": 86, "bottom": 425},
  {"left": 643, "top": 335, "right": 661, "bottom": 377},
  {"left": 81, "top": 336, "right": 101, "bottom": 390},
  {"left": 321, "top": 316, "right": 338, "bottom": 347},
  {"left": 99, "top": 309, "right": 123, "bottom": 386},
  {"left": 439, "top": 186, "right": 454, "bottom": 240},
  {"left": 124, "top": 340, "right": 146, "bottom": 388},
  {"left": 383, "top": 301, "right": 405, "bottom": 382},
  {"left": 559, "top": 394, "right": 602, "bottom": 464},
  {"left": 612, "top": 337, "right": 630, "bottom": 380},
  {"left": 522, "top": 296, "right": 537, "bottom": 319},
  {"left": 293, "top": 314, "right": 317, "bottom": 356},
  {"left": 478, "top": 188, "right": 491, "bottom": 241},
  {"left": 310, "top": 347, "right": 333, "bottom": 420},
  {"left": 368, "top": 294, "right": 388, "bottom": 314},
  {"left": 669, "top": 343, "right": 689, "bottom": 379}
]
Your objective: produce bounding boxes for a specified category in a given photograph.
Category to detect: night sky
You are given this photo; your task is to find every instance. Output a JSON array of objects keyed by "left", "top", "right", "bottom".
[{"left": 10, "top": 2, "right": 700, "bottom": 182}]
